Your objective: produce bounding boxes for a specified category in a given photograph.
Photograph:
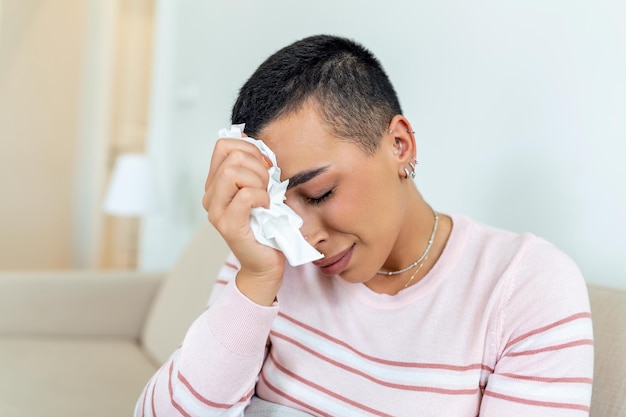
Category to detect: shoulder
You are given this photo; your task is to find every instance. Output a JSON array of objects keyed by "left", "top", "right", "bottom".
[
  {"left": 458, "top": 217, "right": 593, "bottom": 352},
  {"left": 451, "top": 217, "right": 593, "bottom": 371},
  {"left": 452, "top": 215, "right": 584, "bottom": 289},
  {"left": 501, "top": 232, "right": 590, "bottom": 328},
  {"left": 451, "top": 214, "right": 590, "bottom": 324}
]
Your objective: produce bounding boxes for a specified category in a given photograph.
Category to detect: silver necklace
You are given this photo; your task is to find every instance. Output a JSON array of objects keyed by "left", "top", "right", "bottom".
[{"left": 376, "top": 207, "right": 439, "bottom": 276}]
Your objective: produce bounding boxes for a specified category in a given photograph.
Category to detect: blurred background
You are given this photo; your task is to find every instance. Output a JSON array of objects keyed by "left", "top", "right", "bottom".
[{"left": 1, "top": 0, "right": 624, "bottom": 289}]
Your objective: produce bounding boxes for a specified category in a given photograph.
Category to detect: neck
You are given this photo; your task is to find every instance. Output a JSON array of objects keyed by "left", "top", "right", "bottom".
[
  {"left": 365, "top": 191, "right": 451, "bottom": 295},
  {"left": 376, "top": 205, "right": 437, "bottom": 276}
]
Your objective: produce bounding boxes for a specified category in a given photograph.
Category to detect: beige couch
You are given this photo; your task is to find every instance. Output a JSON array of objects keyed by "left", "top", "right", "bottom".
[{"left": 0, "top": 224, "right": 624, "bottom": 416}]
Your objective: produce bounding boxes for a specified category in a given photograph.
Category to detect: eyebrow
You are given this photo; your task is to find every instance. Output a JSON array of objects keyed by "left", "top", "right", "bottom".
[{"left": 286, "top": 166, "right": 330, "bottom": 190}]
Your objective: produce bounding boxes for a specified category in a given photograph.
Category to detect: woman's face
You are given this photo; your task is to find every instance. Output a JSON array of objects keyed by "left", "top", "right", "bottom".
[{"left": 258, "top": 103, "right": 409, "bottom": 284}]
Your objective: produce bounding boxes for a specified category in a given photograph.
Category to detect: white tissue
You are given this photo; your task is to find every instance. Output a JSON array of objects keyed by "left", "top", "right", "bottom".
[{"left": 218, "top": 124, "right": 324, "bottom": 266}]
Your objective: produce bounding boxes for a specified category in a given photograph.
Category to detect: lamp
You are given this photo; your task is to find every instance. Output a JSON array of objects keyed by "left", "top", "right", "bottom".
[
  {"left": 102, "top": 153, "right": 156, "bottom": 269},
  {"left": 103, "top": 153, "right": 156, "bottom": 216}
]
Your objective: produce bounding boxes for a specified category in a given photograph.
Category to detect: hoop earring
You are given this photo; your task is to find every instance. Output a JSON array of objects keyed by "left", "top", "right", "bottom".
[{"left": 404, "top": 158, "right": 418, "bottom": 179}]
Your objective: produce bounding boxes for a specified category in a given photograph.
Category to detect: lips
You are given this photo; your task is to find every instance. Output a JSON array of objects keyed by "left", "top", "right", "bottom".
[{"left": 314, "top": 244, "right": 354, "bottom": 275}]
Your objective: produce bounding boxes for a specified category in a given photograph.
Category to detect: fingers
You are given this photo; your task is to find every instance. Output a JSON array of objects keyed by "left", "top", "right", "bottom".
[
  {"left": 206, "top": 138, "right": 269, "bottom": 190},
  {"left": 202, "top": 138, "right": 271, "bottom": 239},
  {"left": 206, "top": 170, "right": 269, "bottom": 227}
]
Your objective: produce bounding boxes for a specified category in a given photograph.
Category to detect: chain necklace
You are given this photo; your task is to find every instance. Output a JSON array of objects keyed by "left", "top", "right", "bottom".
[
  {"left": 403, "top": 255, "right": 429, "bottom": 288},
  {"left": 376, "top": 206, "right": 438, "bottom": 276}
]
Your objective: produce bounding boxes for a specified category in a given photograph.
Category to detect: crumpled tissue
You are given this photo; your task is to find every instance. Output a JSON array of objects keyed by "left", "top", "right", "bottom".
[{"left": 218, "top": 124, "right": 324, "bottom": 266}]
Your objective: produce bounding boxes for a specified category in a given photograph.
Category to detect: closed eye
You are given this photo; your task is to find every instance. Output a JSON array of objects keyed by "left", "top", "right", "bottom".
[{"left": 307, "top": 188, "right": 334, "bottom": 205}]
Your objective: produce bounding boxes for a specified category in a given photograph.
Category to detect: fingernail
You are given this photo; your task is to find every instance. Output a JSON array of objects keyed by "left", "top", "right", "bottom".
[{"left": 262, "top": 155, "right": 272, "bottom": 168}]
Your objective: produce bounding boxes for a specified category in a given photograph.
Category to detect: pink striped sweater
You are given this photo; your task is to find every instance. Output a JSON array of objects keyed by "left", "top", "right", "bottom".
[{"left": 136, "top": 215, "right": 594, "bottom": 416}]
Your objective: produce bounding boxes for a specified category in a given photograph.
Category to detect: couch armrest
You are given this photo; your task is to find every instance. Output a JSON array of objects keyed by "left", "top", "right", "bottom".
[{"left": 0, "top": 270, "right": 164, "bottom": 339}]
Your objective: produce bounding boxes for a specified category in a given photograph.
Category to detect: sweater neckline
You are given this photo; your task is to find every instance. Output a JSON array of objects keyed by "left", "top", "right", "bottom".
[{"left": 334, "top": 214, "right": 469, "bottom": 309}]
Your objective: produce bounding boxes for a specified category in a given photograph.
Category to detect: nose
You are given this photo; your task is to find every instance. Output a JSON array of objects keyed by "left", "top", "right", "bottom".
[{"left": 295, "top": 206, "right": 328, "bottom": 250}]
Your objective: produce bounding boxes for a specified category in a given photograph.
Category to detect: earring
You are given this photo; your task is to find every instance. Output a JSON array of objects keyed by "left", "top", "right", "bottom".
[{"left": 404, "top": 158, "right": 418, "bottom": 179}]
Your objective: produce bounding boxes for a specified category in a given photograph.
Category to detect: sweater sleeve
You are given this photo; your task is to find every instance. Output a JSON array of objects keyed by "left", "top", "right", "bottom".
[
  {"left": 134, "top": 254, "right": 279, "bottom": 416},
  {"left": 479, "top": 237, "right": 594, "bottom": 417}
]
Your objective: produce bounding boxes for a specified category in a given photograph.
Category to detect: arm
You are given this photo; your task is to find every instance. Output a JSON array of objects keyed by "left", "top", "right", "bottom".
[
  {"left": 134, "top": 258, "right": 279, "bottom": 417},
  {"left": 135, "top": 137, "right": 287, "bottom": 416},
  {"left": 480, "top": 240, "right": 594, "bottom": 416}
]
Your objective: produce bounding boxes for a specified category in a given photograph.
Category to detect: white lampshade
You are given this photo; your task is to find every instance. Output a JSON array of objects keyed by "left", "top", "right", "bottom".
[{"left": 103, "top": 153, "right": 156, "bottom": 216}]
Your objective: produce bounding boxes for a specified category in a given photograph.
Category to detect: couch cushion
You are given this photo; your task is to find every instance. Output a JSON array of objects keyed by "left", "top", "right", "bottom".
[
  {"left": 0, "top": 337, "right": 157, "bottom": 417},
  {"left": 0, "top": 271, "right": 161, "bottom": 338},
  {"left": 141, "top": 223, "right": 230, "bottom": 365},
  {"left": 588, "top": 284, "right": 626, "bottom": 417}
]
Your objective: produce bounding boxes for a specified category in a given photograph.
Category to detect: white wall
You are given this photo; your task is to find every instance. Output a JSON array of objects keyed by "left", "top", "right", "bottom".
[{"left": 141, "top": 0, "right": 626, "bottom": 289}]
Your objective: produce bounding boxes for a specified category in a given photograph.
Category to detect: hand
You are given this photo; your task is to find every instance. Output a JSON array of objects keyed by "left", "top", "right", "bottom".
[{"left": 203, "top": 138, "right": 285, "bottom": 305}]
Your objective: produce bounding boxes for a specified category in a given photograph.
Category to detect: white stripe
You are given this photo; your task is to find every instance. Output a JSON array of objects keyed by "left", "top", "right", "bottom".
[
  {"left": 488, "top": 374, "right": 592, "bottom": 405},
  {"left": 508, "top": 318, "right": 592, "bottom": 354},
  {"left": 273, "top": 315, "right": 480, "bottom": 391},
  {"left": 262, "top": 355, "right": 375, "bottom": 416},
  {"left": 480, "top": 368, "right": 492, "bottom": 387}
]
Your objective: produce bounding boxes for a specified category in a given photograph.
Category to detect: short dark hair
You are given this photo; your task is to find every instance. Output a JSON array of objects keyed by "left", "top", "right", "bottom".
[{"left": 231, "top": 34, "right": 403, "bottom": 154}]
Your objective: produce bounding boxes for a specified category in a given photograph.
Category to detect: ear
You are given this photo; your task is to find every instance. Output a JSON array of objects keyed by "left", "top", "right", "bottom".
[{"left": 386, "top": 115, "right": 417, "bottom": 179}]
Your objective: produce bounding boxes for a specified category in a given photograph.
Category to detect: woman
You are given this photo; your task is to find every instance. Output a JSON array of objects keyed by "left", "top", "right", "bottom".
[{"left": 136, "top": 35, "right": 593, "bottom": 416}]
